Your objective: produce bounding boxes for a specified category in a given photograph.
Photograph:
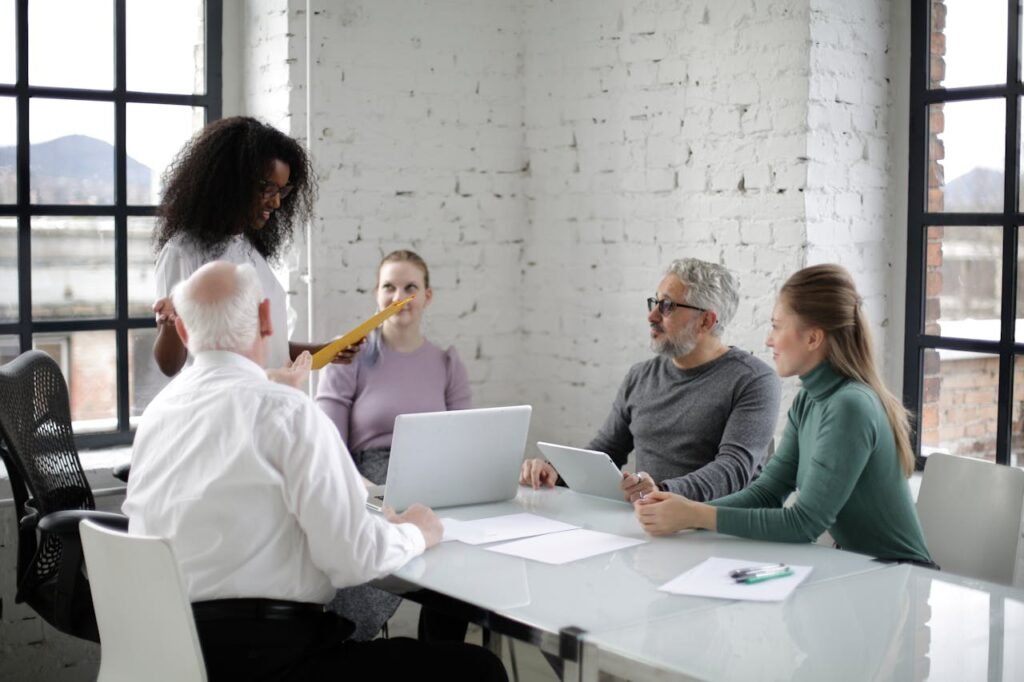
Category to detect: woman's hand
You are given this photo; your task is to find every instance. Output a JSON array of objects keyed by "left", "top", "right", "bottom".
[
  {"left": 328, "top": 337, "right": 366, "bottom": 365},
  {"left": 266, "top": 351, "right": 312, "bottom": 389},
  {"left": 634, "top": 491, "right": 716, "bottom": 536},
  {"left": 153, "top": 297, "right": 178, "bottom": 328}
]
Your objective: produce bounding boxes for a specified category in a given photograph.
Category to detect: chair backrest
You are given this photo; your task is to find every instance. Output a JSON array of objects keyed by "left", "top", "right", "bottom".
[
  {"left": 0, "top": 350, "right": 94, "bottom": 518},
  {"left": 80, "top": 519, "right": 207, "bottom": 682},
  {"left": 916, "top": 452, "right": 1024, "bottom": 584}
]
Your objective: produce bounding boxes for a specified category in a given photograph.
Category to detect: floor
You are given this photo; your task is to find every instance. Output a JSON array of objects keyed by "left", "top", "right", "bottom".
[{"left": 386, "top": 599, "right": 561, "bottom": 682}]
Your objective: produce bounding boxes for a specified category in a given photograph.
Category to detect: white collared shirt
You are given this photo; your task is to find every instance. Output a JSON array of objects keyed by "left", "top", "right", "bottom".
[{"left": 123, "top": 350, "right": 425, "bottom": 604}]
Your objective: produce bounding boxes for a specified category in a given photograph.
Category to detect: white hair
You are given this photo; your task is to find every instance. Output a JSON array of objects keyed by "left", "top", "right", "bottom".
[
  {"left": 665, "top": 258, "right": 740, "bottom": 337},
  {"left": 171, "top": 263, "right": 264, "bottom": 354}
]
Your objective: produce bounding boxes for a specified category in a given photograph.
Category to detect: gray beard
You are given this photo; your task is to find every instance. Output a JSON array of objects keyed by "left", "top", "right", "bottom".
[{"left": 651, "top": 330, "right": 698, "bottom": 359}]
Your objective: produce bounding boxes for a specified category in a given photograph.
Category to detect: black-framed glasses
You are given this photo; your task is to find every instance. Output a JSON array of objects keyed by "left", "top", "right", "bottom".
[
  {"left": 646, "top": 297, "right": 707, "bottom": 316},
  {"left": 258, "top": 181, "right": 294, "bottom": 201}
]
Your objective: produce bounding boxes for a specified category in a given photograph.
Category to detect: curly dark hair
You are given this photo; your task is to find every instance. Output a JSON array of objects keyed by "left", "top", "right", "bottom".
[{"left": 154, "top": 116, "right": 317, "bottom": 262}]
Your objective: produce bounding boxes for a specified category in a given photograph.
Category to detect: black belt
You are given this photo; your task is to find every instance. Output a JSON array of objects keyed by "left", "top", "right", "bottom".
[{"left": 192, "top": 598, "right": 325, "bottom": 622}]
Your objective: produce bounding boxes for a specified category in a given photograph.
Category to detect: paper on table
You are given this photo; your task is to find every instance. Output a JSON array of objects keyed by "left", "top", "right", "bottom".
[
  {"left": 311, "top": 296, "right": 415, "bottom": 369},
  {"left": 659, "top": 556, "right": 812, "bottom": 602},
  {"left": 485, "top": 528, "right": 646, "bottom": 565},
  {"left": 440, "top": 513, "right": 579, "bottom": 545}
]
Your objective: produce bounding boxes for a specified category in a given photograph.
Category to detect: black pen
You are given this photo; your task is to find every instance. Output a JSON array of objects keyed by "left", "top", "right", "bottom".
[{"left": 728, "top": 563, "right": 787, "bottom": 579}]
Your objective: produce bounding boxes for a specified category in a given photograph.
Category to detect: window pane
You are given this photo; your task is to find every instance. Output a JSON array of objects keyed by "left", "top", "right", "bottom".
[
  {"left": 0, "top": 334, "right": 19, "bottom": 365},
  {"left": 32, "top": 217, "right": 114, "bottom": 320},
  {"left": 34, "top": 330, "right": 116, "bottom": 433},
  {"left": 925, "top": 225, "right": 1002, "bottom": 340},
  {"left": 1014, "top": 356, "right": 1024, "bottom": 467},
  {"left": 929, "top": 0, "right": 1007, "bottom": 89},
  {"left": 0, "top": 0, "right": 13, "bottom": 85},
  {"left": 29, "top": 0, "right": 113, "bottom": 90},
  {"left": 0, "top": 95, "right": 14, "bottom": 203},
  {"left": 0, "top": 216, "right": 15, "bottom": 322},
  {"left": 927, "top": 100, "right": 1004, "bottom": 213},
  {"left": 128, "top": 216, "right": 156, "bottom": 317},
  {"left": 129, "top": 327, "right": 166, "bottom": 425},
  {"left": 30, "top": 99, "right": 115, "bottom": 205},
  {"left": 921, "top": 348, "right": 999, "bottom": 461},
  {"left": 126, "top": 104, "right": 203, "bottom": 204},
  {"left": 127, "top": 0, "right": 205, "bottom": 94}
]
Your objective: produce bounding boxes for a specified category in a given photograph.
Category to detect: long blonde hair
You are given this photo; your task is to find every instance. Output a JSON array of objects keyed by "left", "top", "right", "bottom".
[{"left": 780, "top": 264, "right": 915, "bottom": 477}]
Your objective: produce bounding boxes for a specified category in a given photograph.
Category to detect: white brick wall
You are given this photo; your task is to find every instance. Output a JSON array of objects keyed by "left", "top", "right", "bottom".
[
  {"left": 304, "top": 0, "right": 526, "bottom": 409},
  {"left": 806, "top": 0, "right": 900, "bottom": 384}
]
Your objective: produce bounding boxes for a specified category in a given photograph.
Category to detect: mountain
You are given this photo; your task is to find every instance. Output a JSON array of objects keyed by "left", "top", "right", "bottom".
[
  {"left": 0, "top": 134, "right": 152, "bottom": 204},
  {"left": 942, "top": 167, "right": 1004, "bottom": 213}
]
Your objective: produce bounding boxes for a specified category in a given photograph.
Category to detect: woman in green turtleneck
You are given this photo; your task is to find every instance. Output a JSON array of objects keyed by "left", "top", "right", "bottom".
[{"left": 634, "top": 264, "right": 933, "bottom": 566}]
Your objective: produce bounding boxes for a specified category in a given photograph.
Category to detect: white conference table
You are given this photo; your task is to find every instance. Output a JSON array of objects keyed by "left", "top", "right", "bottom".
[
  {"left": 580, "top": 563, "right": 1024, "bottom": 681},
  {"left": 374, "top": 486, "right": 888, "bottom": 677}
]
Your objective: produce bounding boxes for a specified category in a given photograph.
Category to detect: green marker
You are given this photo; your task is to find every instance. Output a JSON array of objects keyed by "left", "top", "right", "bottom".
[{"left": 739, "top": 568, "right": 794, "bottom": 584}]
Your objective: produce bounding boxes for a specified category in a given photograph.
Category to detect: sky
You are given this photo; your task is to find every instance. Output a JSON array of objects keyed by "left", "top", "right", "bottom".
[{"left": 0, "top": 0, "right": 204, "bottom": 179}]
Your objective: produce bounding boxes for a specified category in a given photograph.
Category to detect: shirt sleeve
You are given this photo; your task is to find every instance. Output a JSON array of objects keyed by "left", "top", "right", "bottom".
[
  {"left": 444, "top": 346, "right": 472, "bottom": 410},
  {"left": 274, "top": 399, "right": 425, "bottom": 587},
  {"left": 659, "top": 370, "right": 782, "bottom": 501},
  {"left": 586, "top": 368, "right": 637, "bottom": 469},
  {"left": 155, "top": 240, "right": 200, "bottom": 299},
  {"left": 314, "top": 362, "right": 359, "bottom": 445},
  {"left": 713, "top": 389, "right": 879, "bottom": 543}
]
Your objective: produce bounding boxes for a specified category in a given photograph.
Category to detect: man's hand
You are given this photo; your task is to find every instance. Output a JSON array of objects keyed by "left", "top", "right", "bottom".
[
  {"left": 519, "top": 458, "right": 558, "bottom": 489},
  {"left": 620, "top": 470, "right": 656, "bottom": 503},
  {"left": 385, "top": 503, "right": 443, "bottom": 548},
  {"left": 266, "top": 351, "right": 312, "bottom": 389},
  {"left": 634, "top": 491, "right": 715, "bottom": 536}
]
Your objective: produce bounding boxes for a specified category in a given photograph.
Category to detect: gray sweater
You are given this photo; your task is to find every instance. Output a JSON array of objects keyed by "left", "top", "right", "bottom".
[{"left": 588, "top": 348, "right": 781, "bottom": 501}]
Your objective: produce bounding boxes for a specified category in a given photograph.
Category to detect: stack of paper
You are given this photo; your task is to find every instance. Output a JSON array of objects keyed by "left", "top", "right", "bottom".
[
  {"left": 658, "top": 557, "right": 812, "bottom": 602},
  {"left": 440, "top": 513, "right": 579, "bottom": 545},
  {"left": 485, "top": 529, "right": 646, "bottom": 565}
]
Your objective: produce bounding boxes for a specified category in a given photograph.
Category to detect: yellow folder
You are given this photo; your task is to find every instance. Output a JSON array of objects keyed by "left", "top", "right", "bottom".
[{"left": 311, "top": 296, "right": 415, "bottom": 369}]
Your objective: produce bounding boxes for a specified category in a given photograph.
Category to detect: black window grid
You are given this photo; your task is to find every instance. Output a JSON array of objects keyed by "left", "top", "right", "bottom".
[{"left": 0, "top": 0, "right": 222, "bottom": 448}]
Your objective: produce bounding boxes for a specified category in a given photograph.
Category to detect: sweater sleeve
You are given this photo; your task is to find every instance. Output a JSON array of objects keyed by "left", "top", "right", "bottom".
[
  {"left": 714, "top": 389, "right": 879, "bottom": 543},
  {"left": 444, "top": 346, "right": 472, "bottom": 410},
  {"left": 711, "top": 404, "right": 800, "bottom": 509},
  {"left": 659, "top": 370, "right": 781, "bottom": 501},
  {"left": 587, "top": 367, "right": 638, "bottom": 469},
  {"left": 314, "top": 361, "right": 359, "bottom": 445}
]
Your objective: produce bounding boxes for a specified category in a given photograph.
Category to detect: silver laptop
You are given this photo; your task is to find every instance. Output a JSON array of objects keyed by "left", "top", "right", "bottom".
[{"left": 366, "top": 405, "right": 532, "bottom": 512}]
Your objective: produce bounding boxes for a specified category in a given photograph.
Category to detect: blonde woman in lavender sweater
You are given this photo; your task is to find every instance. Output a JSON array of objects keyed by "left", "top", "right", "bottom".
[{"left": 316, "top": 249, "right": 471, "bottom": 640}]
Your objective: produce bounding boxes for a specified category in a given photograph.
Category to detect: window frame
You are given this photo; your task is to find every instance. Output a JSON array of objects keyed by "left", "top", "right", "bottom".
[
  {"left": 0, "top": 0, "right": 222, "bottom": 448},
  {"left": 905, "top": 0, "right": 1021, "bottom": 465}
]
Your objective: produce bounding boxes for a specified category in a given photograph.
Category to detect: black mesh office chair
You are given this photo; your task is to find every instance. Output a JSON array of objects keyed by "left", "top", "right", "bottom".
[{"left": 0, "top": 350, "right": 127, "bottom": 642}]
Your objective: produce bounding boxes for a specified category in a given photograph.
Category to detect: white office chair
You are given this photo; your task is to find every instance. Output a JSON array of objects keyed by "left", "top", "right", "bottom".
[
  {"left": 79, "top": 519, "right": 207, "bottom": 682},
  {"left": 916, "top": 452, "right": 1024, "bottom": 585}
]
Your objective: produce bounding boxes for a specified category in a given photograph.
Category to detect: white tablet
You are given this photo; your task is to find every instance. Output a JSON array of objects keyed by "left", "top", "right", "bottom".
[{"left": 536, "top": 442, "right": 627, "bottom": 502}]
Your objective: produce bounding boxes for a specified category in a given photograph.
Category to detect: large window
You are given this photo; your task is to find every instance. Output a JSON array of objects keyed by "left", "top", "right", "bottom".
[
  {"left": 906, "top": 0, "right": 1022, "bottom": 465},
  {"left": 0, "top": 0, "right": 221, "bottom": 447}
]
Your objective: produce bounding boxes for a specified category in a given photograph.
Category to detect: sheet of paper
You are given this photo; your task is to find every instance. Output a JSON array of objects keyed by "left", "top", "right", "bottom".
[
  {"left": 441, "top": 513, "right": 579, "bottom": 545},
  {"left": 484, "top": 528, "right": 646, "bottom": 564},
  {"left": 658, "top": 556, "right": 813, "bottom": 602}
]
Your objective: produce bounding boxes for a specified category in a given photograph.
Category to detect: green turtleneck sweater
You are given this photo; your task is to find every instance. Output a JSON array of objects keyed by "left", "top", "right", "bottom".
[{"left": 712, "top": 362, "right": 932, "bottom": 564}]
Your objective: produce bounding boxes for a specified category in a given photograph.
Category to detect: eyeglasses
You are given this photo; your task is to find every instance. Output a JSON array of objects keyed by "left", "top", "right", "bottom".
[
  {"left": 646, "top": 297, "right": 707, "bottom": 316},
  {"left": 258, "top": 181, "right": 293, "bottom": 201}
]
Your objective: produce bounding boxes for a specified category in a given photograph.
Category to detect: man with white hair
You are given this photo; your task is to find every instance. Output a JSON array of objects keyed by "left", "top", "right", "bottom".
[
  {"left": 124, "top": 261, "right": 506, "bottom": 681},
  {"left": 521, "top": 257, "right": 781, "bottom": 502}
]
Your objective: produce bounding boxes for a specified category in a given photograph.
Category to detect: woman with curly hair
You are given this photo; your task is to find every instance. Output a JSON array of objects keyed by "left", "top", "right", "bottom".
[{"left": 151, "top": 116, "right": 354, "bottom": 383}]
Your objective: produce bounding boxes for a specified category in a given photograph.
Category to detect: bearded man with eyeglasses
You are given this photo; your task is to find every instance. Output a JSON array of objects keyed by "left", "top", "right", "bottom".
[{"left": 521, "top": 258, "right": 781, "bottom": 503}]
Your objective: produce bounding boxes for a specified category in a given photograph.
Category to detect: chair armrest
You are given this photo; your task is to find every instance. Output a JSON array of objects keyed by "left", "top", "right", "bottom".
[
  {"left": 38, "top": 510, "right": 129, "bottom": 535},
  {"left": 111, "top": 462, "right": 130, "bottom": 483}
]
